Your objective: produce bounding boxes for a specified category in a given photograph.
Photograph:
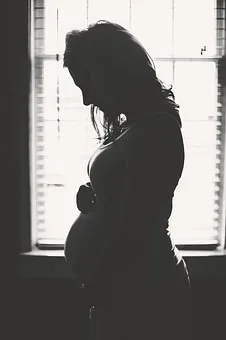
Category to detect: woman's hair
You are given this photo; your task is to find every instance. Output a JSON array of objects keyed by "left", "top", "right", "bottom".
[{"left": 63, "top": 20, "right": 181, "bottom": 142}]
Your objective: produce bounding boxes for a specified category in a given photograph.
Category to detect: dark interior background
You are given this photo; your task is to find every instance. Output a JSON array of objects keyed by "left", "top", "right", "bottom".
[
  {"left": 3, "top": 1, "right": 226, "bottom": 339},
  {"left": 18, "top": 276, "right": 226, "bottom": 340},
  {"left": 17, "top": 256, "right": 226, "bottom": 340}
]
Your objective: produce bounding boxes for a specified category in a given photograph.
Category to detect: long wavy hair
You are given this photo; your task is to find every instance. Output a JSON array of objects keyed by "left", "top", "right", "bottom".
[{"left": 63, "top": 20, "right": 181, "bottom": 142}]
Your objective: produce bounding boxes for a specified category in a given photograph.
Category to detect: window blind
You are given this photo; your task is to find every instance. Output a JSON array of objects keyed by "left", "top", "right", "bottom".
[{"left": 32, "top": 0, "right": 226, "bottom": 249}]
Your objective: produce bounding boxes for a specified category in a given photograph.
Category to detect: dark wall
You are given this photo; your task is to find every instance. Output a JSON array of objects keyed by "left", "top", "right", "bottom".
[
  {"left": 2, "top": 3, "right": 22, "bottom": 274},
  {"left": 17, "top": 275, "right": 226, "bottom": 340},
  {"left": 18, "top": 279, "right": 91, "bottom": 340},
  {"left": 191, "top": 277, "right": 226, "bottom": 340},
  {"left": 18, "top": 256, "right": 226, "bottom": 339}
]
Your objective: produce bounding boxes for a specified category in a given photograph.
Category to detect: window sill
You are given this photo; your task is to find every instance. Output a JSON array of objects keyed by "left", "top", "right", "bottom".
[{"left": 19, "top": 247, "right": 226, "bottom": 280}]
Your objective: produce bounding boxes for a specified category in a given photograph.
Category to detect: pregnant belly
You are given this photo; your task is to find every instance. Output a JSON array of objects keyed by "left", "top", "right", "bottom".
[{"left": 64, "top": 206, "right": 117, "bottom": 283}]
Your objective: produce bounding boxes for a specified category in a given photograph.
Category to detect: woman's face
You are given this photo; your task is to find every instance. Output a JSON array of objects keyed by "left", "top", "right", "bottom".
[{"left": 68, "top": 66, "right": 122, "bottom": 116}]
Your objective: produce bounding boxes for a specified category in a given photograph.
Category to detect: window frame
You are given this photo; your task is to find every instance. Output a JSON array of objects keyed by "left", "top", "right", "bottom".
[{"left": 20, "top": 1, "right": 226, "bottom": 265}]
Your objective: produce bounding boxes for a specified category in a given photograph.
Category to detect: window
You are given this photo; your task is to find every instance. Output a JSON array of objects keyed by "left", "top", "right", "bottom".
[{"left": 31, "top": 0, "right": 226, "bottom": 249}]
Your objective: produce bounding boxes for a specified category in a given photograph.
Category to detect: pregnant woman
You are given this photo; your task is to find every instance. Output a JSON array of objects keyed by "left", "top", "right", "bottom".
[{"left": 64, "top": 20, "right": 192, "bottom": 340}]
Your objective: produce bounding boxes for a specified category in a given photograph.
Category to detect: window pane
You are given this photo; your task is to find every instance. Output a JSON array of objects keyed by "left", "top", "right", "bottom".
[
  {"left": 170, "top": 61, "right": 218, "bottom": 243},
  {"left": 43, "top": 60, "right": 90, "bottom": 121},
  {"left": 88, "top": 0, "right": 130, "bottom": 29},
  {"left": 155, "top": 61, "right": 173, "bottom": 86},
  {"left": 43, "top": 121, "right": 98, "bottom": 189},
  {"left": 174, "top": 0, "right": 216, "bottom": 57},
  {"left": 58, "top": 0, "right": 87, "bottom": 54},
  {"left": 44, "top": 0, "right": 87, "bottom": 54},
  {"left": 131, "top": 0, "right": 173, "bottom": 57},
  {"left": 43, "top": 60, "right": 58, "bottom": 120},
  {"left": 44, "top": 0, "right": 58, "bottom": 54},
  {"left": 170, "top": 120, "right": 218, "bottom": 243},
  {"left": 41, "top": 120, "right": 99, "bottom": 240},
  {"left": 44, "top": 184, "right": 73, "bottom": 239},
  {"left": 58, "top": 62, "right": 86, "bottom": 120},
  {"left": 174, "top": 61, "right": 217, "bottom": 121}
]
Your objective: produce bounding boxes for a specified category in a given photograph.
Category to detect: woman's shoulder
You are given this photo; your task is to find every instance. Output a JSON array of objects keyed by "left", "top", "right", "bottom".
[
  {"left": 118, "top": 111, "right": 182, "bottom": 152},
  {"left": 131, "top": 111, "right": 181, "bottom": 138},
  {"left": 121, "top": 111, "right": 182, "bottom": 155},
  {"left": 120, "top": 111, "right": 184, "bottom": 166}
]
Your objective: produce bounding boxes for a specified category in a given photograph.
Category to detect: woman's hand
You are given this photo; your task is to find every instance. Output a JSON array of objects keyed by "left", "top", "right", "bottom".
[{"left": 76, "top": 182, "right": 96, "bottom": 213}]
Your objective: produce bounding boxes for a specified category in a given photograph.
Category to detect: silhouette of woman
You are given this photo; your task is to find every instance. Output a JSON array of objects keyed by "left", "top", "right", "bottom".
[{"left": 64, "top": 20, "right": 192, "bottom": 340}]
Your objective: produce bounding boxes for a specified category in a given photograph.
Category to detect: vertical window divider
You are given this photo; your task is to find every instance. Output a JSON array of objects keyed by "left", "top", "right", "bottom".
[
  {"left": 129, "top": 0, "right": 132, "bottom": 31},
  {"left": 172, "top": 0, "right": 175, "bottom": 59},
  {"left": 86, "top": 0, "right": 89, "bottom": 26},
  {"left": 172, "top": 0, "right": 175, "bottom": 87}
]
